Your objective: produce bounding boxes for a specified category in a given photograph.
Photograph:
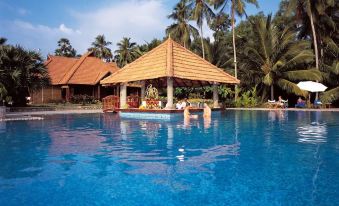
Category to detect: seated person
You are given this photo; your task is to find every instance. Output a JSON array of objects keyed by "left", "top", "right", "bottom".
[
  {"left": 184, "top": 106, "right": 198, "bottom": 119},
  {"left": 176, "top": 99, "right": 187, "bottom": 109},
  {"left": 277, "top": 96, "right": 288, "bottom": 108},
  {"left": 203, "top": 103, "right": 211, "bottom": 118},
  {"left": 176, "top": 101, "right": 183, "bottom": 109},
  {"left": 295, "top": 97, "right": 306, "bottom": 108}
]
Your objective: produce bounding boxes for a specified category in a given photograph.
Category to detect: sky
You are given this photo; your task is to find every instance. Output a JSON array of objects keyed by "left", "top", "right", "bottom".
[{"left": 0, "top": 0, "right": 280, "bottom": 57}]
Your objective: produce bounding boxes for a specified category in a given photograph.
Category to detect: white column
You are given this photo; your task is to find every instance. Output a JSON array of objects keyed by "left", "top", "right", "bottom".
[
  {"left": 140, "top": 81, "right": 145, "bottom": 100},
  {"left": 213, "top": 83, "right": 219, "bottom": 108},
  {"left": 167, "top": 77, "right": 174, "bottom": 109},
  {"left": 120, "top": 83, "right": 127, "bottom": 108}
]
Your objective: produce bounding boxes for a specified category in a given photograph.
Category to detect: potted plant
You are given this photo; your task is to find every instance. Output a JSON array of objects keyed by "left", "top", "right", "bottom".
[{"left": 145, "top": 84, "right": 160, "bottom": 109}]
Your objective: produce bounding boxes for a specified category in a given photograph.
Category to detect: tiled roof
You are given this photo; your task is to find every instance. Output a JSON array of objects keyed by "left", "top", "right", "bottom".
[
  {"left": 46, "top": 52, "right": 119, "bottom": 85},
  {"left": 101, "top": 38, "right": 239, "bottom": 86}
]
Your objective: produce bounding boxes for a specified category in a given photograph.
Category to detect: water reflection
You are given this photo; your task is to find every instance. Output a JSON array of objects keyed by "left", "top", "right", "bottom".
[{"left": 296, "top": 112, "right": 328, "bottom": 144}]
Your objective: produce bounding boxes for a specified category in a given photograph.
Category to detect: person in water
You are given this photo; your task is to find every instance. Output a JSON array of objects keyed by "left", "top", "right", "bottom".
[
  {"left": 184, "top": 106, "right": 198, "bottom": 119},
  {"left": 203, "top": 103, "right": 211, "bottom": 118}
]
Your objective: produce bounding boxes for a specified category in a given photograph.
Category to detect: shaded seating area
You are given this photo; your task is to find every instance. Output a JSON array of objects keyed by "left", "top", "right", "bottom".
[{"left": 101, "top": 37, "right": 240, "bottom": 111}]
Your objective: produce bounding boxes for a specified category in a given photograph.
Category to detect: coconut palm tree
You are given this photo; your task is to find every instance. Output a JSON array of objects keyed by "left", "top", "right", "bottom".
[
  {"left": 114, "top": 37, "right": 141, "bottom": 68},
  {"left": 188, "top": 0, "right": 215, "bottom": 59},
  {"left": 240, "top": 14, "right": 322, "bottom": 100},
  {"left": 321, "top": 61, "right": 339, "bottom": 103},
  {"left": 166, "top": 0, "right": 199, "bottom": 48},
  {"left": 55, "top": 38, "right": 77, "bottom": 57},
  {"left": 287, "top": 0, "right": 332, "bottom": 71},
  {"left": 211, "top": 0, "right": 258, "bottom": 99},
  {"left": 88, "top": 35, "right": 112, "bottom": 62}
]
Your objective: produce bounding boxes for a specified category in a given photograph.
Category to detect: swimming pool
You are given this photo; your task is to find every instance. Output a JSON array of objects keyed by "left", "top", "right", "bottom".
[{"left": 0, "top": 111, "right": 338, "bottom": 205}]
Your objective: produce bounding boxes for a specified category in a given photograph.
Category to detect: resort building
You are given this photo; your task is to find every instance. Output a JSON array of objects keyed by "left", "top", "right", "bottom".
[
  {"left": 101, "top": 37, "right": 239, "bottom": 111},
  {"left": 31, "top": 52, "right": 119, "bottom": 104}
]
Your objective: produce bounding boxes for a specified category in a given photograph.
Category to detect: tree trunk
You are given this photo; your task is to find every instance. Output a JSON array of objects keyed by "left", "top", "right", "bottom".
[
  {"left": 309, "top": 12, "right": 319, "bottom": 70},
  {"left": 200, "top": 25, "right": 205, "bottom": 59},
  {"left": 270, "top": 85, "right": 274, "bottom": 101},
  {"left": 309, "top": 11, "right": 319, "bottom": 99},
  {"left": 232, "top": 1, "right": 238, "bottom": 101}
]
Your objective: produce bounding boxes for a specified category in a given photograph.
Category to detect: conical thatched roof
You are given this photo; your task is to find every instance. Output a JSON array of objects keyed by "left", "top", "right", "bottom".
[{"left": 101, "top": 38, "right": 239, "bottom": 87}]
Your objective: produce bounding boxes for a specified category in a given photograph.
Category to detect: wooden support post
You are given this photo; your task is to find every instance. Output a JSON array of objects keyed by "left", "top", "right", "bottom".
[
  {"left": 213, "top": 83, "right": 219, "bottom": 108},
  {"left": 167, "top": 77, "right": 174, "bottom": 109},
  {"left": 141, "top": 80, "right": 145, "bottom": 100},
  {"left": 120, "top": 83, "right": 127, "bottom": 108},
  {"left": 97, "top": 85, "right": 101, "bottom": 100}
]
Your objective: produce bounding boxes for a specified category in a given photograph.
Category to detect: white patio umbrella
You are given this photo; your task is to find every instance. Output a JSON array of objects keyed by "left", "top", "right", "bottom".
[
  {"left": 297, "top": 81, "right": 327, "bottom": 101},
  {"left": 297, "top": 81, "right": 327, "bottom": 92}
]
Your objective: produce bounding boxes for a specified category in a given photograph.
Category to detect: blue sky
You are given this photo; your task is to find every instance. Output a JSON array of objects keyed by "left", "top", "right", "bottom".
[{"left": 0, "top": 0, "right": 280, "bottom": 56}]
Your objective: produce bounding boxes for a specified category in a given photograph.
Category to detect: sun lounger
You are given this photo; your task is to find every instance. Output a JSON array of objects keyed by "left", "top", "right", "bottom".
[
  {"left": 314, "top": 100, "right": 323, "bottom": 108},
  {"left": 295, "top": 102, "right": 306, "bottom": 108}
]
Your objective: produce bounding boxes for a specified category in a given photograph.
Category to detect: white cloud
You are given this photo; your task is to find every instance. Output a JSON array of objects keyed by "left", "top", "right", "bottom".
[{"left": 1, "top": 0, "right": 171, "bottom": 57}]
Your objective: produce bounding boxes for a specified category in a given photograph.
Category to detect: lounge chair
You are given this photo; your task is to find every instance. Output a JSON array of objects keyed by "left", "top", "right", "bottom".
[
  {"left": 314, "top": 100, "right": 323, "bottom": 108},
  {"left": 267, "top": 100, "right": 276, "bottom": 108},
  {"left": 295, "top": 101, "right": 306, "bottom": 108}
]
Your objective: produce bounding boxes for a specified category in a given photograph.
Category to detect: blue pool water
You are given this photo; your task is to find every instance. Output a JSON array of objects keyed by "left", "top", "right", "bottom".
[{"left": 0, "top": 111, "right": 338, "bottom": 206}]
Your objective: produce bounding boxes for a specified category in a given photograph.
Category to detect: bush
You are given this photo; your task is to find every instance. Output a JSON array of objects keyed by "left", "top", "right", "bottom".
[
  {"left": 235, "top": 86, "right": 260, "bottom": 108},
  {"left": 70, "top": 95, "right": 96, "bottom": 105}
]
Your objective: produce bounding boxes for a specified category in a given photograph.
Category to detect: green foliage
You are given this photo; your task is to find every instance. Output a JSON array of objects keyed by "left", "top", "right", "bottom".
[
  {"left": 70, "top": 94, "right": 96, "bottom": 105},
  {"left": 0, "top": 42, "right": 50, "bottom": 106},
  {"left": 114, "top": 37, "right": 141, "bottom": 68},
  {"left": 88, "top": 35, "right": 112, "bottom": 62},
  {"left": 55, "top": 38, "right": 77, "bottom": 57},
  {"left": 166, "top": 0, "right": 199, "bottom": 48},
  {"left": 238, "top": 14, "right": 321, "bottom": 100},
  {"left": 235, "top": 86, "right": 260, "bottom": 108}
]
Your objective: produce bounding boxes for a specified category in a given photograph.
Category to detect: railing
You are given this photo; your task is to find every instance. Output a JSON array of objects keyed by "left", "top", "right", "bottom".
[{"left": 102, "top": 95, "right": 119, "bottom": 112}]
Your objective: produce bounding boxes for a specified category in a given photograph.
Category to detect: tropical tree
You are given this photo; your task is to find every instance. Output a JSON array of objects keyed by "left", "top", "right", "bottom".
[
  {"left": 54, "top": 38, "right": 77, "bottom": 57},
  {"left": 211, "top": 0, "right": 258, "bottom": 99},
  {"left": 166, "top": 0, "right": 199, "bottom": 48},
  {"left": 286, "top": 0, "right": 335, "bottom": 71},
  {"left": 239, "top": 14, "right": 322, "bottom": 100},
  {"left": 138, "top": 38, "right": 163, "bottom": 53},
  {"left": 188, "top": 0, "right": 215, "bottom": 59},
  {"left": 88, "top": 35, "right": 112, "bottom": 62},
  {"left": 321, "top": 61, "right": 339, "bottom": 103},
  {"left": 114, "top": 37, "right": 141, "bottom": 68},
  {"left": 0, "top": 37, "right": 6, "bottom": 45},
  {"left": 0, "top": 43, "right": 50, "bottom": 105}
]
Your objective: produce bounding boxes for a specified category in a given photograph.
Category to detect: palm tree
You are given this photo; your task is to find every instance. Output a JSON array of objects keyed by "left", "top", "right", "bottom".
[
  {"left": 55, "top": 38, "right": 77, "bottom": 57},
  {"left": 240, "top": 14, "right": 322, "bottom": 100},
  {"left": 138, "top": 38, "right": 163, "bottom": 53},
  {"left": 0, "top": 37, "right": 6, "bottom": 45},
  {"left": 321, "top": 61, "right": 339, "bottom": 103},
  {"left": 287, "top": 0, "right": 330, "bottom": 71},
  {"left": 212, "top": 0, "right": 258, "bottom": 99},
  {"left": 0, "top": 44, "right": 49, "bottom": 105},
  {"left": 188, "top": 0, "right": 215, "bottom": 59},
  {"left": 114, "top": 37, "right": 141, "bottom": 68},
  {"left": 88, "top": 35, "right": 112, "bottom": 62},
  {"left": 166, "top": 0, "right": 199, "bottom": 48}
]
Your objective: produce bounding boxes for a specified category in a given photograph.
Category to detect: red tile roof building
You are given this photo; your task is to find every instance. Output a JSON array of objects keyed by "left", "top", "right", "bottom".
[{"left": 31, "top": 52, "right": 119, "bottom": 104}]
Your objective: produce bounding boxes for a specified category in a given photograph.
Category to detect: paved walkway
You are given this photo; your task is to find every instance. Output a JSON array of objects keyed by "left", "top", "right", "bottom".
[
  {"left": 6, "top": 109, "right": 103, "bottom": 117},
  {"left": 226, "top": 108, "right": 339, "bottom": 112}
]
